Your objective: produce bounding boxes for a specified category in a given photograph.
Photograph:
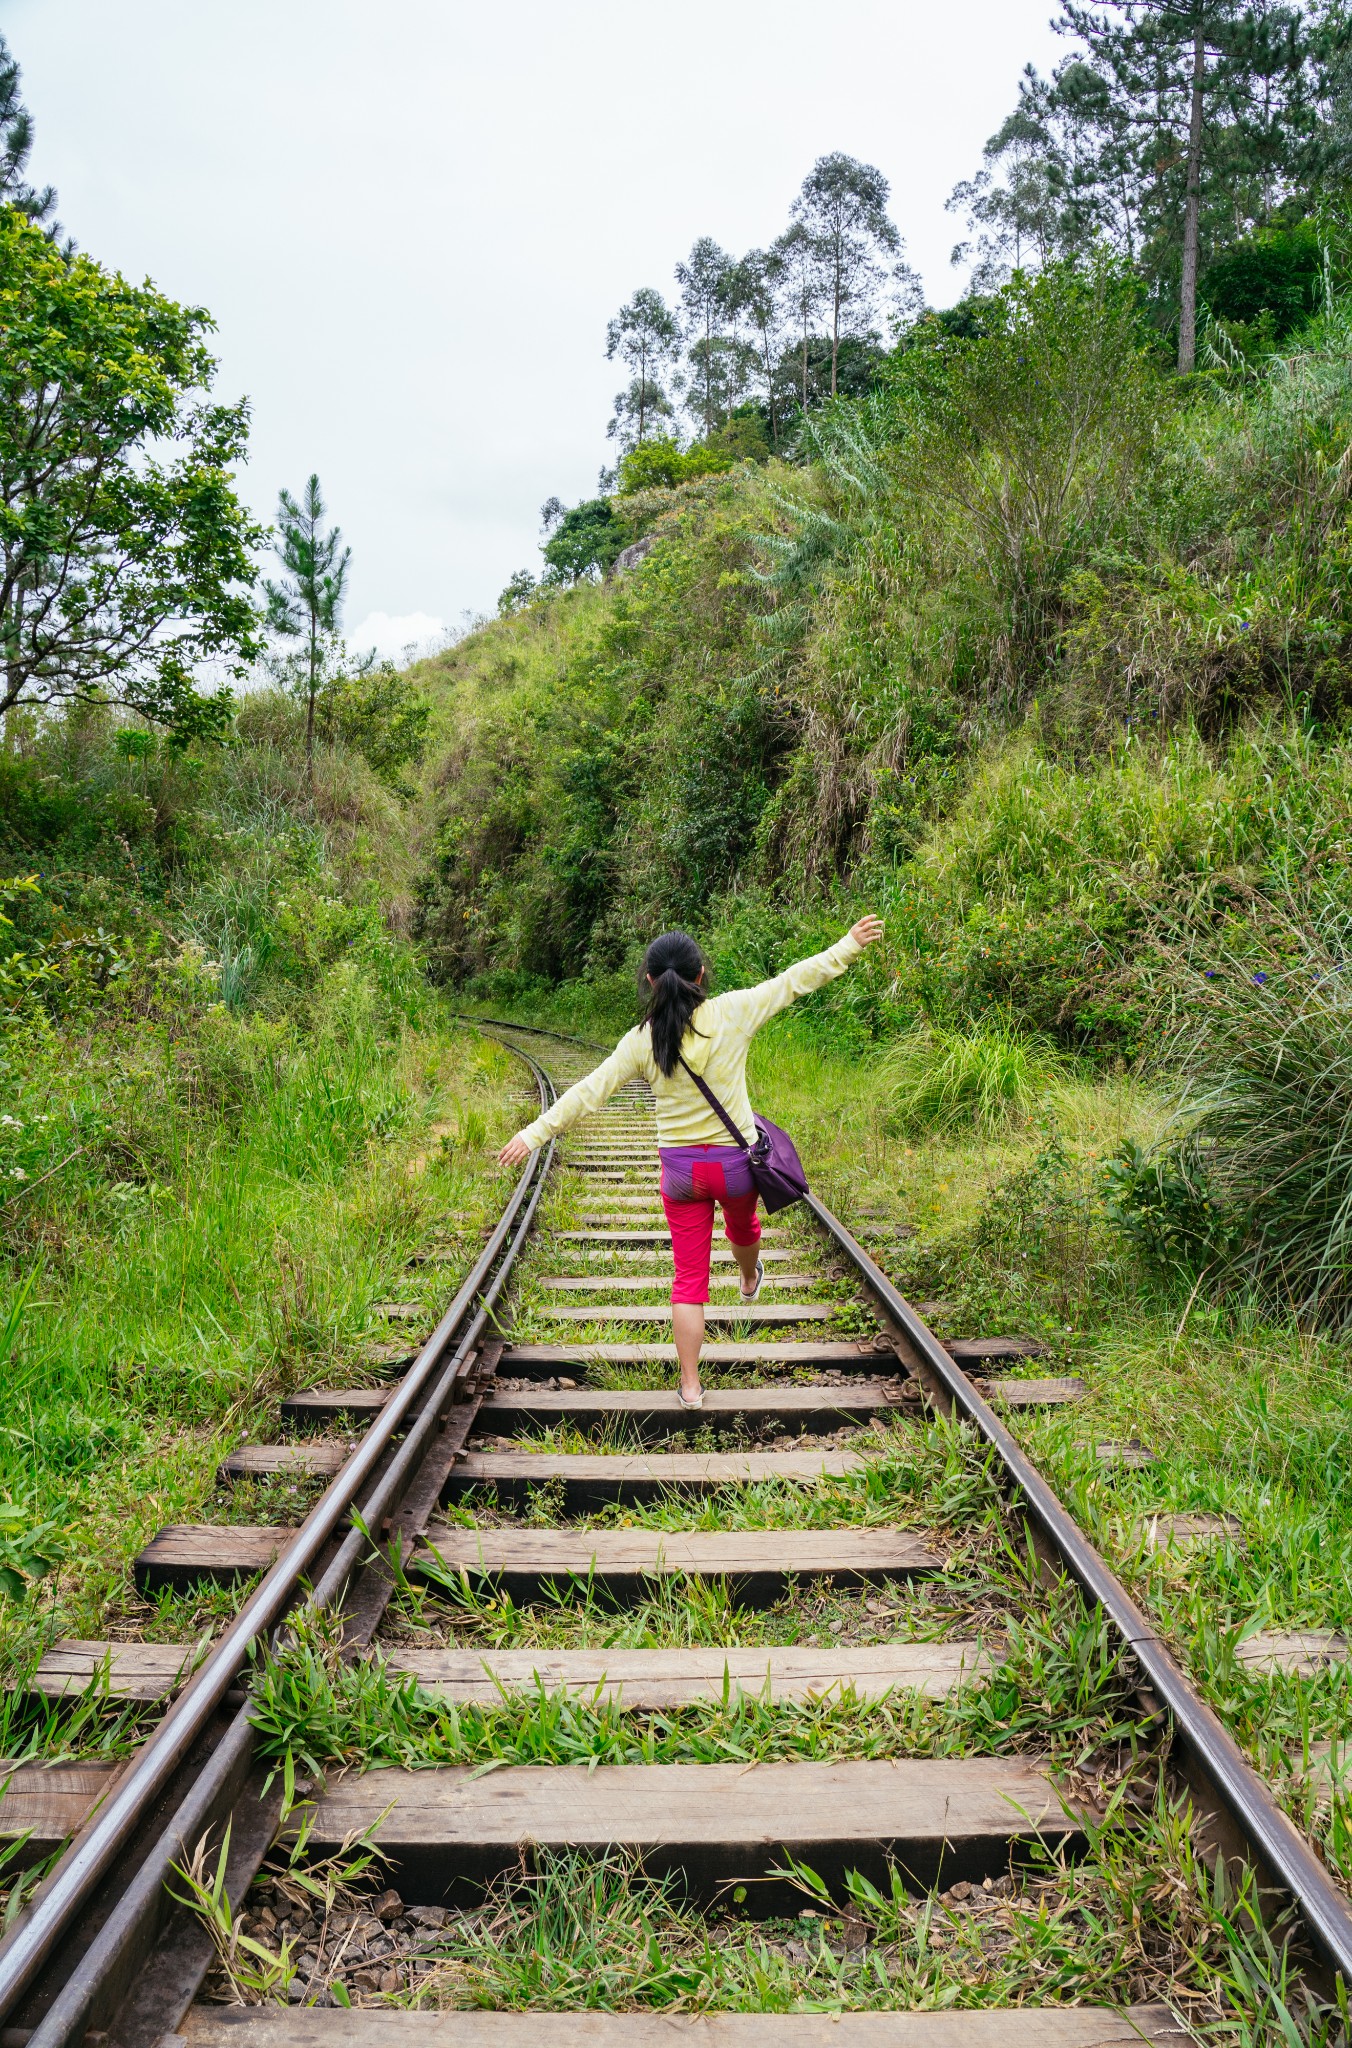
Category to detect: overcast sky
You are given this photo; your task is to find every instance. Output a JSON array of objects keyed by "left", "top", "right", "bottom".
[{"left": 8, "top": 0, "right": 1062, "bottom": 658}]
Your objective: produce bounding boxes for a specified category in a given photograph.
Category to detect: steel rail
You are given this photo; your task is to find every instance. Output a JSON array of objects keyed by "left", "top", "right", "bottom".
[
  {"left": 25, "top": 1053, "right": 559, "bottom": 2048},
  {"left": 449, "top": 1010, "right": 611, "bottom": 1052},
  {"left": 13, "top": 1008, "right": 1347, "bottom": 2037},
  {"left": 806, "top": 1188, "right": 1352, "bottom": 1989},
  {"left": 0, "top": 1034, "right": 556, "bottom": 2034}
]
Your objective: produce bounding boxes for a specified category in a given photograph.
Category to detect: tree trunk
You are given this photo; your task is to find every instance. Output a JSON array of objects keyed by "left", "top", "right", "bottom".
[
  {"left": 1178, "top": 15, "right": 1206, "bottom": 374},
  {"left": 305, "top": 618, "right": 317, "bottom": 781},
  {"left": 831, "top": 251, "right": 841, "bottom": 397},
  {"left": 762, "top": 320, "right": 779, "bottom": 451}
]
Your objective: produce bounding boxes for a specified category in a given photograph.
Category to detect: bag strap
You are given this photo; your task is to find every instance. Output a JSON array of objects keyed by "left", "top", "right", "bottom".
[{"left": 677, "top": 1054, "right": 751, "bottom": 1151}]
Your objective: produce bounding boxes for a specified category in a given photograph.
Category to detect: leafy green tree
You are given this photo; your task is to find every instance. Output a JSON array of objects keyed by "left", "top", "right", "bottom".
[
  {"left": 617, "top": 437, "right": 732, "bottom": 493},
  {"left": 726, "top": 248, "right": 788, "bottom": 451},
  {"left": 541, "top": 499, "right": 622, "bottom": 583},
  {"left": 676, "top": 236, "right": 745, "bottom": 437},
  {"left": 317, "top": 656, "right": 431, "bottom": 786},
  {"left": 498, "top": 568, "right": 537, "bottom": 614},
  {"left": 790, "top": 153, "right": 907, "bottom": 394},
  {"left": 947, "top": 64, "right": 1111, "bottom": 287},
  {"left": 706, "top": 404, "right": 774, "bottom": 463},
  {"left": 0, "top": 32, "right": 57, "bottom": 229},
  {"left": 1200, "top": 217, "right": 1321, "bottom": 332},
  {"left": 770, "top": 221, "right": 827, "bottom": 414},
  {"left": 265, "top": 474, "right": 351, "bottom": 774},
  {"left": 0, "top": 212, "right": 262, "bottom": 738},
  {"left": 605, "top": 288, "right": 680, "bottom": 449}
]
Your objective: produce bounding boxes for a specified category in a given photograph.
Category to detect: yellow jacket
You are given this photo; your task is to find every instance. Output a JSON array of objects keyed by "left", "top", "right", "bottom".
[{"left": 518, "top": 931, "right": 864, "bottom": 1150}]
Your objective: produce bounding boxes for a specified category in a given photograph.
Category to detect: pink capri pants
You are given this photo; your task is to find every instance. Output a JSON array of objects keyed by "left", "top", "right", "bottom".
[{"left": 658, "top": 1143, "right": 762, "bottom": 1305}]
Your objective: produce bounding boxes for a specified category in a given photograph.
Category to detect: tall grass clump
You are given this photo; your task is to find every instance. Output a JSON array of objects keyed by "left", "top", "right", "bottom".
[
  {"left": 1114, "top": 904, "right": 1352, "bottom": 1328},
  {"left": 879, "top": 1021, "right": 1060, "bottom": 1137}
]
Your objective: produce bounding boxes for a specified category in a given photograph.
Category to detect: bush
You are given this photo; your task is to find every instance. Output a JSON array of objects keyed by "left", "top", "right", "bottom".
[
  {"left": 617, "top": 437, "right": 733, "bottom": 493},
  {"left": 541, "top": 500, "right": 623, "bottom": 583},
  {"left": 880, "top": 1021, "right": 1059, "bottom": 1135},
  {"left": 1123, "top": 908, "right": 1352, "bottom": 1329}
]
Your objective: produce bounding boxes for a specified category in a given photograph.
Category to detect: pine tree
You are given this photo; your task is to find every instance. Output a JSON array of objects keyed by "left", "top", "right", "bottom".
[
  {"left": 265, "top": 475, "right": 351, "bottom": 776},
  {"left": 953, "top": 3, "right": 1343, "bottom": 370},
  {"left": 0, "top": 33, "right": 57, "bottom": 230}
]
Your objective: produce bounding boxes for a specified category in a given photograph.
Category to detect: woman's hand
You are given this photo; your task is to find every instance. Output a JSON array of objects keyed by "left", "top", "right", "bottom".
[
  {"left": 850, "top": 914, "right": 884, "bottom": 947},
  {"left": 498, "top": 1133, "right": 533, "bottom": 1167}
]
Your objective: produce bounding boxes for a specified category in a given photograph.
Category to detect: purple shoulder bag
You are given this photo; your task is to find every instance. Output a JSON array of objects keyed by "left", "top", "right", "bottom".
[{"left": 676, "top": 1056, "right": 809, "bottom": 1214}]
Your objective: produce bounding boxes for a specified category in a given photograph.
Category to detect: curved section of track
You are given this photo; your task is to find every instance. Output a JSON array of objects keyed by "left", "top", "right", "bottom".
[{"left": 1, "top": 1018, "right": 1348, "bottom": 2048}]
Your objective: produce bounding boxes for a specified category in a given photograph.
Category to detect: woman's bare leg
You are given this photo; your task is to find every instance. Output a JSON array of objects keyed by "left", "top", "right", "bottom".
[
  {"left": 731, "top": 1239, "right": 761, "bottom": 1295},
  {"left": 673, "top": 1302, "right": 705, "bottom": 1398}
]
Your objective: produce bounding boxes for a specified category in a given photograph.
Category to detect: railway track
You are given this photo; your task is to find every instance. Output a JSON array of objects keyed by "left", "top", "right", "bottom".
[{"left": 1, "top": 1019, "right": 1350, "bottom": 2046}]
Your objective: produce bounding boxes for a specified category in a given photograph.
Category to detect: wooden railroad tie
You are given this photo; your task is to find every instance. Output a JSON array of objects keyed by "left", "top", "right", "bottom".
[
  {"left": 177, "top": 2006, "right": 1189, "bottom": 2045},
  {"left": 383, "top": 1642, "right": 990, "bottom": 1707},
  {"left": 445, "top": 1447, "right": 868, "bottom": 1508},
  {"left": 285, "top": 1756, "right": 1090, "bottom": 1903},
  {"left": 418, "top": 1523, "right": 939, "bottom": 1603},
  {"left": 473, "top": 1383, "right": 910, "bottom": 1437}
]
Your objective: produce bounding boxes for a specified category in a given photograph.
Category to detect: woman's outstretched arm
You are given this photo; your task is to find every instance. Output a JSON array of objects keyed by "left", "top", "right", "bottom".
[
  {"left": 497, "top": 1029, "right": 645, "bottom": 1165},
  {"left": 723, "top": 915, "right": 883, "bottom": 1039}
]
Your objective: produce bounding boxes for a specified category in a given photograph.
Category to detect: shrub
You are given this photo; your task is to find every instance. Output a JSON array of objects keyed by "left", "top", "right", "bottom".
[
  {"left": 1123, "top": 905, "right": 1352, "bottom": 1328},
  {"left": 879, "top": 1020, "right": 1059, "bottom": 1135},
  {"left": 616, "top": 437, "right": 732, "bottom": 493}
]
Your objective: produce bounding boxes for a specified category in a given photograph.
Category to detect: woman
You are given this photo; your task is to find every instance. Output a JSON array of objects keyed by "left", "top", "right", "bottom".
[{"left": 498, "top": 915, "right": 883, "bottom": 1406}]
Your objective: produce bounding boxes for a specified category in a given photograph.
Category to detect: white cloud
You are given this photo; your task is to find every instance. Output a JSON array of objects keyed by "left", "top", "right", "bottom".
[{"left": 347, "top": 611, "right": 447, "bottom": 665}]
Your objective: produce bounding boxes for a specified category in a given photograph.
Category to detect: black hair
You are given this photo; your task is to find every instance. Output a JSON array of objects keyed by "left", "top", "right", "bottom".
[{"left": 640, "top": 931, "right": 708, "bottom": 1076}]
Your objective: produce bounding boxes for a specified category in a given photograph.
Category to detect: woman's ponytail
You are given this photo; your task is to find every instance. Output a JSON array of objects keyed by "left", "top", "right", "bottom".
[{"left": 641, "top": 932, "right": 708, "bottom": 1076}]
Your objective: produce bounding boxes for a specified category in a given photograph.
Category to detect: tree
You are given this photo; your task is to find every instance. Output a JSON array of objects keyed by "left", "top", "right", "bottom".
[
  {"left": 264, "top": 475, "right": 351, "bottom": 774},
  {"left": 725, "top": 248, "right": 787, "bottom": 451},
  {"left": 790, "top": 153, "right": 904, "bottom": 395},
  {"left": 541, "top": 499, "right": 622, "bottom": 583},
  {"left": 0, "top": 211, "right": 261, "bottom": 737},
  {"left": 947, "top": 64, "right": 1111, "bottom": 287},
  {"left": 498, "top": 568, "right": 536, "bottom": 614},
  {"left": 956, "top": 4, "right": 1342, "bottom": 369},
  {"left": 675, "top": 236, "right": 739, "bottom": 437},
  {"left": 605, "top": 288, "right": 680, "bottom": 449},
  {"left": 617, "top": 437, "right": 732, "bottom": 493},
  {"left": 770, "top": 222, "right": 825, "bottom": 415},
  {"left": 316, "top": 655, "right": 430, "bottom": 787},
  {"left": 0, "top": 33, "right": 57, "bottom": 230}
]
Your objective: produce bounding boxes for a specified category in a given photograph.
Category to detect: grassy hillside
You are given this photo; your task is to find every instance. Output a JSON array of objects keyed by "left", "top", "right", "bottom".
[
  {"left": 412, "top": 258, "right": 1352, "bottom": 1339},
  {"left": 414, "top": 264, "right": 1352, "bottom": 1055}
]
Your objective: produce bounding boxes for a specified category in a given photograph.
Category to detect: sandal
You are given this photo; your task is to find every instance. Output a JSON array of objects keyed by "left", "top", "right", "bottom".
[
  {"left": 677, "top": 1384, "right": 705, "bottom": 1410},
  {"left": 739, "top": 1257, "right": 765, "bottom": 1304}
]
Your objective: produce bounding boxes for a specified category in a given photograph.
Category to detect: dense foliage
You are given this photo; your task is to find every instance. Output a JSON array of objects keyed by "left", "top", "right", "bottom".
[
  {"left": 416, "top": 258, "right": 1352, "bottom": 1020},
  {"left": 0, "top": 211, "right": 261, "bottom": 735}
]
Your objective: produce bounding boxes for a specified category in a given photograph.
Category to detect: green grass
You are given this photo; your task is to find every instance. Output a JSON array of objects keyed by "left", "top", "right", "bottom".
[
  {"left": 0, "top": 1018, "right": 530, "bottom": 1677},
  {"left": 879, "top": 1022, "right": 1065, "bottom": 1138},
  {"left": 727, "top": 1013, "right": 1352, "bottom": 1895},
  {"left": 381, "top": 1836, "right": 1329, "bottom": 2032}
]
